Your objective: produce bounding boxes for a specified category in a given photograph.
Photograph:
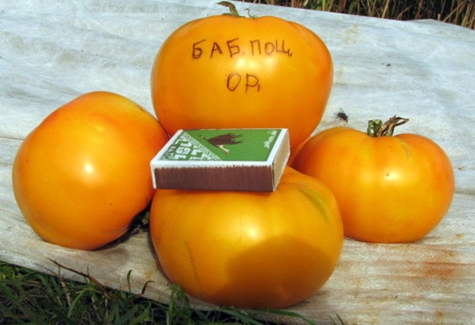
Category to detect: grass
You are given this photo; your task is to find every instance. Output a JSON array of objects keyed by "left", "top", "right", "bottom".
[
  {"left": 0, "top": 261, "right": 344, "bottom": 325},
  {"left": 238, "top": 0, "right": 475, "bottom": 29}
]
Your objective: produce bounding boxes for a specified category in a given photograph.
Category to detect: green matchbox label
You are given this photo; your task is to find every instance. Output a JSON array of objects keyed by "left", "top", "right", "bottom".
[{"left": 161, "top": 129, "right": 282, "bottom": 161}]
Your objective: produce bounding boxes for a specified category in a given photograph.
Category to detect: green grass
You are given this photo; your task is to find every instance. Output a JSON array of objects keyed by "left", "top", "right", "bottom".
[
  {"left": 239, "top": 0, "right": 475, "bottom": 29},
  {"left": 0, "top": 261, "right": 344, "bottom": 324}
]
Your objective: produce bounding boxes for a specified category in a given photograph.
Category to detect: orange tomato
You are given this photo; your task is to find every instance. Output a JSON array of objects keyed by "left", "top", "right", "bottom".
[
  {"left": 292, "top": 117, "right": 455, "bottom": 243},
  {"left": 149, "top": 167, "right": 343, "bottom": 309},
  {"left": 12, "top": 91, "right": 169, "bottom": 250},
  {"left": 150, "top": 4, "right": 333, "bottom": 149}
]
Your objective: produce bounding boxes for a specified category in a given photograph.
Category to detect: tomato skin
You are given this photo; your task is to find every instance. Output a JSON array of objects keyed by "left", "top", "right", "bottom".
[
  {"left": 151, "top": 14, "right": 333, "bottom": 149},
  {"left": 149, "top": 167, "right": 343, "bottom": 309},
  {"left": 292, "top": 127, "right": 455, "bottom": 243},
  {"left": 12, "top": 91, "right": 169, "bottom": 250}
]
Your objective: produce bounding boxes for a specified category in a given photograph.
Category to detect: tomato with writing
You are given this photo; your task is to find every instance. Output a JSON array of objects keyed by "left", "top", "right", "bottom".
[{"left": 151, "top": 6, "right": 333, "bottom": 149}]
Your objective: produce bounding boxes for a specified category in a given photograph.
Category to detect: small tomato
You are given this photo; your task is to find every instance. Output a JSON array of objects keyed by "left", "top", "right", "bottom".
[
  {"left": 150, "top": 3, "right": 333, "bottom": 149},
  {"left": 149, "top": 167, "right": 343, "bottom": 309},
  {"left": 12, "top": 91, "right": 169, "bottom": 250},
  {"left": 292, "top": 116, "right": 455, "bottom": 243}
]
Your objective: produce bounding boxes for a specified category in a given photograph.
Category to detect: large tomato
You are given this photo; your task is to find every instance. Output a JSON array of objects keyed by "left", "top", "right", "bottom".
[
  {"left": 292, "top": 116, "right": 455, "bottom": 243},
  {"left": 150, "top": 3, "right": 333, "bottom": 149},
  {"left": 12, "top": 91, "right": 169, "bottom": 250},
  {"left": 149, "top": 167, "right": 343, "bottom": 309}
]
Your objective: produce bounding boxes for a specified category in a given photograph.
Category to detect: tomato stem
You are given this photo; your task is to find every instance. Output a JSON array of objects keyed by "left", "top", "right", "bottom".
[
  {"left": 218, "top": 1, "right": 241, "bottom": 17},
  {"left": 217, "top": 1, "right": 257, "bottom": 18},
  {"left": 367, "top": 115, "right": 409, "bottom": 137}
]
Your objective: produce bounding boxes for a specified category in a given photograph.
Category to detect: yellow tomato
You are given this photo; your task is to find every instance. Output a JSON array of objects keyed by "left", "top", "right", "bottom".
[
  {"left": 149, "top": 167, "right": 343, "bottom": 309},
  {"left": 293, "top": 117, "right": 455, "bottom": 243},
  {"left": 151, "top": 4, "right": 333, "bottom": 149},
  {"left": 12, "top": 91, "right": 169, "bottom": 250}
]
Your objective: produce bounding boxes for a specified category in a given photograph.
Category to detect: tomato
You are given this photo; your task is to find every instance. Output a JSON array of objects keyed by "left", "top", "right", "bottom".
[
  {"left": 150, "top": 3, "right": 333, "bottom": 149},
  {"left": 292, "top": 116, "right": 455, "bottom": 243},
  {"left": 12, "top": 91, "right": 169, "bottom": 250},
  {"left": 149, "top": 167, "right": 343, "bottom": 309}
]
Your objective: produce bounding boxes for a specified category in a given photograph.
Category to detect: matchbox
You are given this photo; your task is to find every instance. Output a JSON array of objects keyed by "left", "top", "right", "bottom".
[{"left": 150, "top": 128, "right": 290, "bottom": 192}]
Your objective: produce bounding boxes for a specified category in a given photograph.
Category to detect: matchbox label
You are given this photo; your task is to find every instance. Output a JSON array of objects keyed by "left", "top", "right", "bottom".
[
  {"left": 162, "top": 132, "right": 221, "bottom": 161},
  {"left": 160, "top": 129, "right": 282, "bottom": 162}
]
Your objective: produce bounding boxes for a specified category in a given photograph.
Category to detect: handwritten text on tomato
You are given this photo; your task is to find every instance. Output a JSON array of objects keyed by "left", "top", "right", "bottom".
[{"left": 192, "top": 38, "right": 292, "bottom": 93}]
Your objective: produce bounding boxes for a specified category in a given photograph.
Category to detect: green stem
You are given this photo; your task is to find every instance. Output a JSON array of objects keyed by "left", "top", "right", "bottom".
[
  {"left": 217, "top": 1, "right": 241, "bottom": 17},
  {"left": 217, "top": 1, "right": 257, "bottom": 18},
  {"left": 367, "top": 115, "right": 409, "bottom": 137}
]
